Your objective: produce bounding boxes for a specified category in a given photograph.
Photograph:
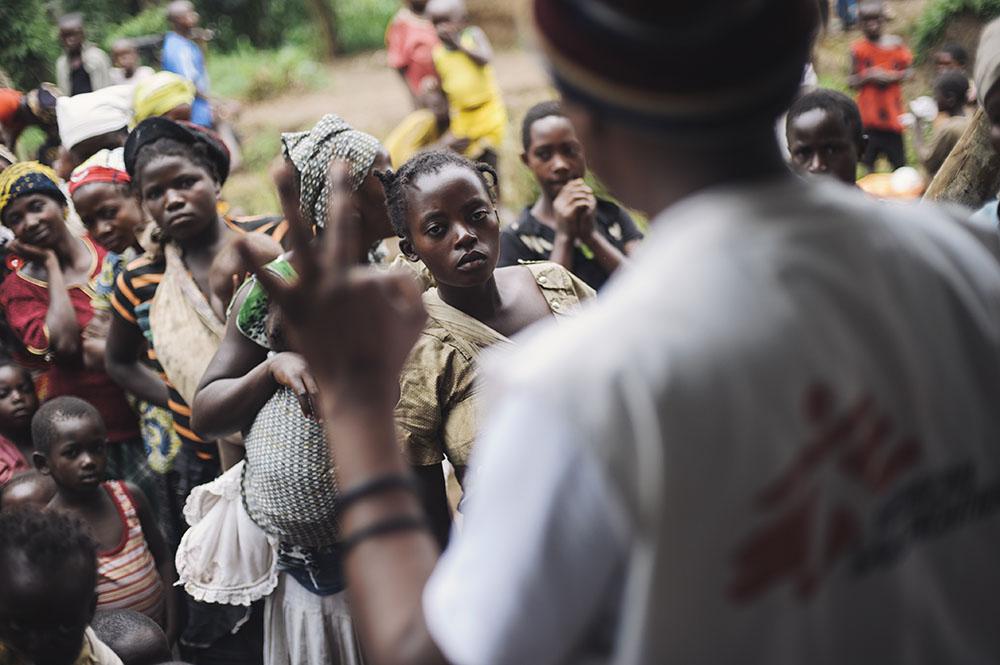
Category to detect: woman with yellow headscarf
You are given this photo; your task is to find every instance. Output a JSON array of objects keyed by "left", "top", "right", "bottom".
[
  {"left": 133, "top": 71, "right": 196, "bottom": 124},
  {"left": 0, "top": 161, "right": 156, "bottom": 501}
]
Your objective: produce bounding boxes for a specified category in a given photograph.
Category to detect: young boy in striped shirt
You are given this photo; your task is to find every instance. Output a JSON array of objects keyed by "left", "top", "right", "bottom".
[{"left": 32, "top": 396, "right": 178, "bottom": 645}]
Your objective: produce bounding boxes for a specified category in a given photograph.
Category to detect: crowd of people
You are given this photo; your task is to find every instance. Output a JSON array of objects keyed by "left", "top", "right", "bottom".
[{"left": 0, "top": 0, "right": 999, "bottom": 663}]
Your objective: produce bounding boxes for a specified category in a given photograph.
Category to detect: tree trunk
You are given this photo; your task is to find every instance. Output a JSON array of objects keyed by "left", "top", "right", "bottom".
[
  {"left": 306, "top": 0, "right": 339, "bottom": 59},
  {"left": 923, "top": 108, "right": 1000, "bottom": 208}
]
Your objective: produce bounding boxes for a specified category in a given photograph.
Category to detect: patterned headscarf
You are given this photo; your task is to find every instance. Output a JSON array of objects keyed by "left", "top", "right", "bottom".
[
  {"left": 68, "top": 147, "right": 130, "bottom": 196},
  {"left": 23, "top": 84, "right": 62, "bottom": 128},
  {"left": 280, "top": 114, "right": 382, "bottom": 228},
  {"left": 0, "top": 161, "right": 65, "bottom": 221},
  {"left": 133, "top": 72, "right": 197, "bottom": 125}
]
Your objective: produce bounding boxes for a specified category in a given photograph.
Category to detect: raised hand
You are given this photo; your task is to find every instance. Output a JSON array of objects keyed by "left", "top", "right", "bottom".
[
  {"left": 7, "top": 239, "right": 56, "bottom": 265},
  {"left": 239, "top": 160, "right": 427, "bottom": 410},
  {"left": 553, "top": 178, "right": 597, "bottom": 240}
]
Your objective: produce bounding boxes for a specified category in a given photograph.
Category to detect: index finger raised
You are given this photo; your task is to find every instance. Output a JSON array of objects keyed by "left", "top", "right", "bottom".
[
  {"left": 319, "top": 159, "right": 364, "bottom": 275},
  {"left": 272, "top": 159, "right": 317, "bottom": 271}
]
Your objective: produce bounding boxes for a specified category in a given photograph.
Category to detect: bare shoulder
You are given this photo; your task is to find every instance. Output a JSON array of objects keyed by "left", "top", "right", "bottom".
[
  {"left": 123, "top": 480, "right": 152, "bottom": 512},
  {"left": 497, "top": 264, "right": 557, "bottom": 323},
  {"left": 495, "top": 263, "right": 541, "bottom": 291}
]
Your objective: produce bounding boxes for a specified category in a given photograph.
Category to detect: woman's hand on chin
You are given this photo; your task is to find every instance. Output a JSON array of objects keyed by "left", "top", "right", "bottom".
[{"left": 8, "top": 239, "right": 56, "bottom": 265}]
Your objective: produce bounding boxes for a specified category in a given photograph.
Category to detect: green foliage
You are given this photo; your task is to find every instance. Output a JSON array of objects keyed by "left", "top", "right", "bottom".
[
  {"left": 222, "top": 170, "right": 280, "bottom": 216},
  {"left": 14, "top": 127, "right": 46, "bottom": 162},
  {"left": 198, "top": 0, "right": 308, "bottom": 51},
  {"left": 103, "top": 6, "right": 169, "bottom": 49},
  {"left": 0, "top": 0, "right": 59, "bottom": 89},
  {"left": 817, "top": 72, "right": 851, "bottom": 95},
  {"left": 240, "top": 128, "right": 283, "bottom": 173},
  {"left": 1, "top": 0, "right": 402, "bottom": 93},
  {"left": 336, "top": 0, "right": 399, "bottom": 53},
  {"left": 206, "top": 45, "right": 328, "bottom": 101},
  {"left": 913, "top": 0, "right": 1000, "bottom": 59},
  {"left": 61, "top": 0, "right": 146, "bottom": 44}
]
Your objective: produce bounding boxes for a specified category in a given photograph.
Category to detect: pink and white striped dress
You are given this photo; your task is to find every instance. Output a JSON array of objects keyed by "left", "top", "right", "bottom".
[{"left": 96, "top": 480, "right": 165, "bottom": 625}]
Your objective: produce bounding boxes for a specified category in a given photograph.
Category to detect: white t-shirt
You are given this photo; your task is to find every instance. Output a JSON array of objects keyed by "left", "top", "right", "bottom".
[
  {"left": 423, "top": 176, "right": 1000, "bottom": 664},
  {"left": 109, "top": 65, "right": 155, "bottom": 88}
]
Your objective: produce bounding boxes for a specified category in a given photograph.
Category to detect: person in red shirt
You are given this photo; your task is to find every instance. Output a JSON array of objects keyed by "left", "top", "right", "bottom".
[
  {"left": 848, "top": 1, "right": 912, "bottom": 171},
  {"left": 0, "top": 361, "right": 37, "bottom": 485},
  {"left": 0, "top": 162, "right": 153, "bottom": 505},
  {"left": 386, "top": 0, "right": 441, "bottom": 105}
]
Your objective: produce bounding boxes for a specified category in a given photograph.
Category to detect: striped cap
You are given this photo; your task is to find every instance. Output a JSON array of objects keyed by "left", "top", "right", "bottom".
[{"left": 532, "top": 0, "right": 819, "bottom": 130}]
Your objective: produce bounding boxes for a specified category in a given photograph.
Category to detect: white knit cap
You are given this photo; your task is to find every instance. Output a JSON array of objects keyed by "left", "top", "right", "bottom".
[{"left": 56, "top": 85, "right": 133, "bottom": 151}]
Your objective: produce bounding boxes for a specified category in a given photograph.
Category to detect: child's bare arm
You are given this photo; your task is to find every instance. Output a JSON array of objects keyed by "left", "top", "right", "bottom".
[
  {"left": 42, "top": 253, "right": 84, "bottom": 361},
  {"left": 191, "top": 285, "right": 317, "bottom": 439},
  {"left": 127, "top": 482, "right": 179, "bottom": 646},
  {"left": 105, "top": 314, "right": 171, "bottom": 409},
  {"left": 459, "top": 26, "right": 493, "bottom": 66},
  {"left": 847, "top": 53, "right": 868, "bottom": 89},
  {"left": 208, "top": 233, "right": 282, "bottom": 320}
]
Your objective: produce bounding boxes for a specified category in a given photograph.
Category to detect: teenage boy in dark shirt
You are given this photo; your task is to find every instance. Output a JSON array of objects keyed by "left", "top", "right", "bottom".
[
  {"left": 499, "top": 101, "right": 643, "bottom": 290},
  {"left": 786, "top": 88, "right": 866, "bottom": 186}
]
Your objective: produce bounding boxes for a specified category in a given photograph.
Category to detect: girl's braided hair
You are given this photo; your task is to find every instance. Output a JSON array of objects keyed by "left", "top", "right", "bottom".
[{"left": 376, "top": 150, "right": 498, "bottom": 239}]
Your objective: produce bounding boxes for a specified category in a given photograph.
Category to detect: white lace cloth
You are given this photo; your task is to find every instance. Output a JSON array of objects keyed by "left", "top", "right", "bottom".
[{"left": 175, "top": 460, "right": 279, "bottom": 605}]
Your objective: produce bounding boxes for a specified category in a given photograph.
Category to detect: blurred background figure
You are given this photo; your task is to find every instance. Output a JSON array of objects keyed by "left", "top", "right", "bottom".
[{"left": 56, "top": 13, "right": 113, "bottom": 97}]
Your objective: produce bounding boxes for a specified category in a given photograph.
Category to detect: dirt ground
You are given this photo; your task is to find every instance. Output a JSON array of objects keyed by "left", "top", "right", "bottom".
[
  {"left": 225, "top": 48, "right": 553, "bottom": 215},
  {"left": 226, "top": 0, "right": 943, "bottom": 215},
  {"left": 240, "top": 48, "right": 550, "bottom": 139}
]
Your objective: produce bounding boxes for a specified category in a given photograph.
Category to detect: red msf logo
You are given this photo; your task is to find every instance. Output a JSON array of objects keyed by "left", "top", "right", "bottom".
[{"left": 727, "top": 384, "right": 922, "bottom": 603}]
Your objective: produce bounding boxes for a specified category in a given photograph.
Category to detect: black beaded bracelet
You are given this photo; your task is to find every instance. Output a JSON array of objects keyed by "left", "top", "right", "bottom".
[
  {"left": 340, "top": 514, "right": 430, "bottom": 555},
  {"left": 336, "top": 472, "right": 421, "bottom": 515}
]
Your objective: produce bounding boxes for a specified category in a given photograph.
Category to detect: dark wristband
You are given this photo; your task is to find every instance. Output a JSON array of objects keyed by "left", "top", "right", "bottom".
[
  {"left": 336, "top": 472, "right": 421, "bottom": 515},
  {"left": 340, "top": 514, "right": 430, "bottom": 555}
]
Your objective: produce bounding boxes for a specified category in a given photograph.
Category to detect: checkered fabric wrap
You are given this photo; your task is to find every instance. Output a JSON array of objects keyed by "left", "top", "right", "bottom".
[
  {"left": 280, "top": 113, "right": 381, "bottom": 228},
  {"left": 242, "top": 386, "right": 340, "bottom": 547}
]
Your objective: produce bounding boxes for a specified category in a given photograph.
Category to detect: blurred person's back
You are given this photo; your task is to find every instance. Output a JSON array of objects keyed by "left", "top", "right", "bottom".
[{"left": 472, "top": 0, "right": 1000, "bottom": 662}]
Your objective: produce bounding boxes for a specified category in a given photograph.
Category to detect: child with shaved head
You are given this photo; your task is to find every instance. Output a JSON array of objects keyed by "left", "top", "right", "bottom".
[
  {"left": 91, "top": 610, "right": 171, "bottom": 665},
  {"left": 786, "top": 88, "right": 866, "bottom": 185},
  {"left": 33, "top": 397, "right": 178, "bottom": 645},
  {"left": 0, "top": 510, "right": 123, "bottom": 664}
]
